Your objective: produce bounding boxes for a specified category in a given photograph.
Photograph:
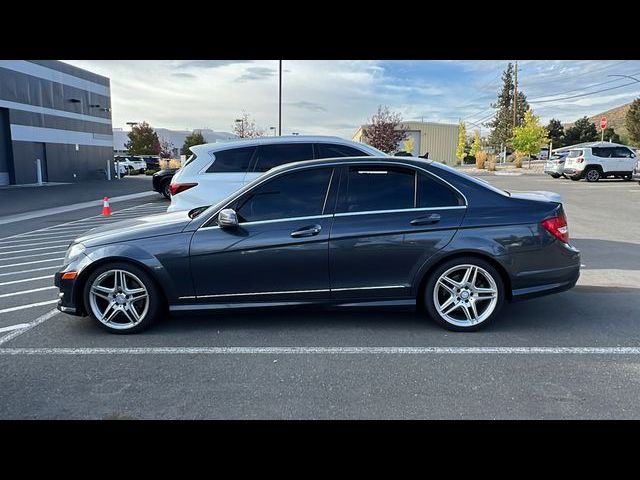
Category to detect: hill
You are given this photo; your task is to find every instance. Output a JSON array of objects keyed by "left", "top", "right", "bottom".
[{"left": 565, "top": 102, "right": 632, "bottom": 136}]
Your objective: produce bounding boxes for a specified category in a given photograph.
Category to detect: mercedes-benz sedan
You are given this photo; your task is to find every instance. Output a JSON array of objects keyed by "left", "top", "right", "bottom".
[{"left": 55, "top": 157, "right": 581, "bottom": 333}]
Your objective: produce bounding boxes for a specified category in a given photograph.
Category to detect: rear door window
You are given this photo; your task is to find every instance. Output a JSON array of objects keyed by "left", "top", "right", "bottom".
[
  {"left": 252, "top": 143, "right": 314, "bottom": 172},
  {"left": 337, "top": 166, "right": 415, "bottom": 213},
  {"left": 315, "top": 143, "right": 368, "bottom": 159},
  {"left": 207, "top": 146, "right": 256, "bottom": 173},
  {"left": 417, "top": 173, "right": 464, "bottom": 207},
  {"left": 592, "top": 147, "right": 613, "bottom": 158}
]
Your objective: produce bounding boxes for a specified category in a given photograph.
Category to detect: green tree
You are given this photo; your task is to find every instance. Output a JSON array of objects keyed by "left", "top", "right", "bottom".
[
  {"left": 512, "top": 110, "right": 548, "bottom": 168},
  {"left": 626, "top": 98, "right": 640, "bottom": 144},
  {"left": 181, "top": 130, "right": 206, "bottom": 157},
  {"left": 456, "top": 121, "right": 467, "bottom": 164},
  {"left": 545, "top": 118, "right": 565, "bottom": 147},
  {"left": 564, "top": 117, "right": 598, "bottom": 145},
  {"left": 470, "top": 130, "right": 482, "bottom": 157},
  {"left": 487, "top": 63, "right": 530, "bottom": 150},
  {"left": 601, "top": 127, "right": 621, "bottom": 144},
  {"left": 126, "top": 121, "right": 161, "bottom": 155},
  {"left": 362, "top": 105, "right": 408, "bottom": 153}
]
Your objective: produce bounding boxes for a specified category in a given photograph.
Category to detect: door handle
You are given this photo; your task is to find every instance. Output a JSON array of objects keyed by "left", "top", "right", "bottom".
[
  {"left": 290, "top": 224, "right": 322, "bottom": 238},
  {"left": 410, "top": 213, "right": 441, "bottom": 225}
]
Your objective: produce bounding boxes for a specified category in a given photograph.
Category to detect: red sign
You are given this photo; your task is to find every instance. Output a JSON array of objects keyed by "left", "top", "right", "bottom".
[{"left": 600, "top": 116, "right": 607, "bottom": 129}]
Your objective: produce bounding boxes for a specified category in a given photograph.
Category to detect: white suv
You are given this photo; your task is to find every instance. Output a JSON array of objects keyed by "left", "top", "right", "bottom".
[
  {"left": 563, "top": 142, "right": 637, "bottom": 182},
  {"left": 167, "top": 136, "right": 387, "bottom": 212},
  {"left": 114, "top": 156, "right": 147, "bottom": 175}
]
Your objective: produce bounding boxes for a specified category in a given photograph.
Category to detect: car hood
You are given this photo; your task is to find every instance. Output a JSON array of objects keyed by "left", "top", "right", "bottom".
[
  {"left": 74, "top": 210, "right": 192, "bottom": 247},
  {"left": 509, "top": 190, "right": 562, "bottom": 203}
]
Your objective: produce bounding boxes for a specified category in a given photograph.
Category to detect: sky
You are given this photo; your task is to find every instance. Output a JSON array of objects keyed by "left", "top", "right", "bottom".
[{"left": 64, "top": 60, "right": 640, "bottom": 138}]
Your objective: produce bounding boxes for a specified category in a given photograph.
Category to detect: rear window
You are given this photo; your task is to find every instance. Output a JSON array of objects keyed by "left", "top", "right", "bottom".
[
  {"left": 207, "top": 147, "right": 256, "bottom": 173},
  {"left": 417, "top": 173, "right": 464, "bottom": 207},
  {"left": 183, "top": 154, "right": 197, "bottom": 167},
  {"left": 567, "top": 150, "right": 583, "bottom": 158},
  {"left": 315, "top": 143, "right": 368, "bottom": 159},
  {"left": 253, "top": 143, "right": 314, "bottom": 172}
]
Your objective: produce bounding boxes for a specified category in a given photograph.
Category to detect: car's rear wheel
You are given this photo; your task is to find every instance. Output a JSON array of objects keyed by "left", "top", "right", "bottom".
[
  {"left": 83, "top": 262, "right": 163, "bottom": 334},
  {"left": 570, "top": 176, "right": 580, "bottom": 181},
  {"left": 424, "top": 258, "right": 505, "bottom": 331},
  {"left": 585, "top": 168, "right": 601, "bottom": 182},
  {"left": 623, "top": 174, "right": 632, "bottom": 181},
  {"left": 161, "top": 180, "right": 171, "bottom": 199},
  {"left": 549, "top": 173, "right": 560, "bottom": 179}
]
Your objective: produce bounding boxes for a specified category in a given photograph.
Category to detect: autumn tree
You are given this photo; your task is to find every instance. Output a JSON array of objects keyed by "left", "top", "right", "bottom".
[
  {"left": 470, "top": 130, "right": 482, "bottom": 157},
  {"left": 455, "top": 121, "right": 467, "bottom": 165},
  {"left": 233, "top": 113, "right": 264, "bottom": 138},
  {"left": 159, "top": 138, "right": 175, "bottom": 159},
  {"left": 126, "top": 121, "right": 161, "bottom": 155},
  {"left": 181, "top": 130, "right": 206, "bottom": 157},
  {"left": 626, "top": 98, "right": 640, "bottom": 144},
  {"left": 362, "top": 105, "right": 408, "bottom": 153},
  {"left": 512, "top": 110, "right": 548, "bottom": 168}
]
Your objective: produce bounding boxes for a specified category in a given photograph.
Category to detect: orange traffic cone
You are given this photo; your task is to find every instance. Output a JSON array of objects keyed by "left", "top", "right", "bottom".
[{"left": 102, "top": 197, "right": 112, "bottom": 216}]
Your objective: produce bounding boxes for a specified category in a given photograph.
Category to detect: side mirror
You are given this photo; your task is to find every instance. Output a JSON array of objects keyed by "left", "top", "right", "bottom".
[{"left": 218, "top": 208, "right": 238, "bottom": 228}]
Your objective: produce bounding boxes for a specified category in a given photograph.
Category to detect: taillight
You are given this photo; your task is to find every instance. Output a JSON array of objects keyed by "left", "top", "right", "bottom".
[
  {"left": 542, "top": 212, "right": 569, "bottom": 244},
  {"left": 169, "top": 182, "right": 198, "bottom": 195},
  {"left": 576, "top": 157, "right": 584, "bottom": 163}
]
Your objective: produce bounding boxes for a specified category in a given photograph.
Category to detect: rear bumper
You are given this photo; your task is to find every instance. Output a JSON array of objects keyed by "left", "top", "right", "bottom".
[{"left": 562, "top": 168, "right": 583, "bottom": 177}]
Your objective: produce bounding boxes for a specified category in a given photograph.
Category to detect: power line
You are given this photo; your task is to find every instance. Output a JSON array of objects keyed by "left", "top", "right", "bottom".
[
  {"left": 529, "top": 81, "right": 639, "bottom": 104},
  {"left": 520, "top": 60, "right": 631, "bottom": 90},
  {"left": 528, "top": 71, "right": 640, "bottom": 101}
]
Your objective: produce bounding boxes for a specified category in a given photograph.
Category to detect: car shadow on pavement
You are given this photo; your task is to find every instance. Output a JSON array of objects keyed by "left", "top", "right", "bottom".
[{"left": 571, "top": 238, "right": 640, "bottom": 270}]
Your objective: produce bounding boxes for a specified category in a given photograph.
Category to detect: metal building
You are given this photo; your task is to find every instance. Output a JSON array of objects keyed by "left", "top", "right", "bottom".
[
  {"left": 353, "top": 120, "right": 459, "bottom": 164},
  {"left": 0, "top": 60, "right": 113, "bottom": 185}
]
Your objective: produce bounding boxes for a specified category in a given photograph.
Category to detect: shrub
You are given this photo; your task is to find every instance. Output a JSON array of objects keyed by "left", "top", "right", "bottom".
[
  {"left": 160, "top": 159, "right": 183, "bottom": 170},
  {"left": 475, "top": 151, "right": 487, "bottom": 169},
  {"left": 514, "top": 152, "right": 524, "bottom": 168},
  {"left": 486, "top": 154, "right": 496, "bottom": 171},
  {"left": 128, "top": 169, "right": 139, "bottom": 175},
  {"left": 145, "top": 169, "right": 156, "bottom": 176}
]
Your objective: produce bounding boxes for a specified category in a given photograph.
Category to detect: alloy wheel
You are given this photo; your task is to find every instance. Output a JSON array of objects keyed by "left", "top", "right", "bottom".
[
  {"left": 433, "top": 264, "right": 498, "bottom": 327},
  {"left": 88, "top": 269, "right": 149, "bottom": 330}
]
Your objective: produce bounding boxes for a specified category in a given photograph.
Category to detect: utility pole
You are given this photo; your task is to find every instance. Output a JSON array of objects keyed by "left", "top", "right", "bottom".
[
  {"left": 278, "top": 60, "right": 282, "bottom": 136},
  {"left": 513, "top": 61, "right": 518, "bottom": 131}
]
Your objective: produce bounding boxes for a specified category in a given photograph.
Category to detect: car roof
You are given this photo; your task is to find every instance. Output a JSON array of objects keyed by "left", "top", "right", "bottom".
[{"left": 189, "top": 135, "right": 382, "bottom": 154}]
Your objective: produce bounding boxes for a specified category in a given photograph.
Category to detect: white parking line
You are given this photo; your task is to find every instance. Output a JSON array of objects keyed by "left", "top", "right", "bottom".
[
  {"left": 0, "top": 245, "right": 72, "bottom": 255},
  {"left": 1, "top": 346, "right": 640, "bottom": 355},
  {"left": 0, "top": 240, "right": 71, "bottom": 249},
  {"left": 0, "top": 299, "right": 58, "bottom": 314},
  {"left": 0, "top": 286, "right": 56, "bottom": 298},
  {"left": 0, "top": 275, "right": 52, "bottom": 286},
  {"left": 0, "top": 258, "right": 64, "bottom": 269},
  {"left": 0, "top": 250, "right": 66, "bottom": 261},
  {"left": 0, "top": 324, "right": 31, "bottom": 333},
  {"left": 0, "top": 309, "right": 59, "bottom": 346},
  {"left": 0, "top": 265, "right": 61, "bottom": 277}
]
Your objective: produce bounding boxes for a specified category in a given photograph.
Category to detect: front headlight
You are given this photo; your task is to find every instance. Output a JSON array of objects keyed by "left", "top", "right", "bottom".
[{"left": 64, "top": 243, "right": 86, "bottom": 264}]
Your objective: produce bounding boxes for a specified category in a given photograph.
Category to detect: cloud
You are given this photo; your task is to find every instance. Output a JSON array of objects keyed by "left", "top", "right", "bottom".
[
  {"left": 171, "top": 72, "right": 195, "bottom": 78},
  {"left": 286, "top": 101, "right": 327, "bottom": 112},
  {"left": 236, "top": 67, "right": 277, "bottom": 82}
]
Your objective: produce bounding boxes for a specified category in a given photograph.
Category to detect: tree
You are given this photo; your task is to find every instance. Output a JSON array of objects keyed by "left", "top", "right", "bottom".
[
  {"left": 403, "top": 137, "right": 415, "bottom": 155},
  {"left": 626, "top": 98, "right": 640, "bottom": 145},
  {"left": 456, "top": 121, "right": 467, "bottom": 164},
  {"left": 564, "top": 117, "right": 598, "bottom": 145},
  {"left": 545, "top": 118, "right": 565, "bottom": 148},
  {"left": 159, "top": 138, "right": 174, "bottom": 159},
  {"left": 487, "top": 63, "right": 530, "bottom": 151},
  {"left": 233, "top": 112, "right": 264, "bottom": 138},
  {"left": 601, "top": 127, "right": 621, "bottom": 144},
  {"left": 470, "top": 130, "right": 482, "bottom": 157},
  {"left": 126, "top": 121, "right": 161, "bottom": 155},
  {"left": 181, "top": 130, "right": 206, "bottom": 156},
  {"left": 512, "top": 110, "right": 548, "bottom": 168},
  {"left": 362, "top": 105, "right": 408, "bottom": 153}
]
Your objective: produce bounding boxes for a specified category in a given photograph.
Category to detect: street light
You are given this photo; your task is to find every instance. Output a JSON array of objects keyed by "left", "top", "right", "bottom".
[{"left": 126, "top": 122, "right": 138, "bottom": 130}]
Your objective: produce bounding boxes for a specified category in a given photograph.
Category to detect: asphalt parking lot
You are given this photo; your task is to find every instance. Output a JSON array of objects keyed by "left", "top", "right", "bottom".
[{"left": 1, "top": 173, "right": 639, "bottom": 419}]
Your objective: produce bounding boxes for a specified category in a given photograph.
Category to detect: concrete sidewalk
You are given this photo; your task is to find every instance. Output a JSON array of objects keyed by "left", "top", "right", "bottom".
[{"left": 0, "top": 176, "right": 155, "bottom": 218}]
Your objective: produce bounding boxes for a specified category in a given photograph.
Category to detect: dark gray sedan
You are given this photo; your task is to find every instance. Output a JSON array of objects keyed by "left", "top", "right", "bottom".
[{"left": 55, "top": 157, "right": 581, "bottom": 333}]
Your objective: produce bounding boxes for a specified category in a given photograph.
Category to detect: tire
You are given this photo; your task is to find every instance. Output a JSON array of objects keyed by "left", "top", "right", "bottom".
[
  {"left": 83, "top": 262, "right": 164, "bottom": 334},
  {"left": 570, "top": 176, "right": 581, "bottom": 181},
  {"left": 623, "top": 174, "right": 632, "bottom": 181},
  {"left": 424, "top": 257, "right": 505, "bottom": 332},
  {"left": 585, "top": 167, "right": 601, "bottom": 182},
  {"left": 550, "top": 174, "right": 560, "bottom": 179},
  {"left": 161, "top": 180, "right": 171, "bottom": 199}
]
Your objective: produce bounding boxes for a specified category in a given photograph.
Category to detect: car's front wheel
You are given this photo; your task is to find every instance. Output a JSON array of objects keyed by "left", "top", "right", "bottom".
[
  {"left": 161, "top": 180, "right": 171, "bottom": 199},
  {"left": 83, "top": 262, "right": 163, "bottom": 334},
  {"left": 424, "top": 258, "right": 505, "bottom": 331}
]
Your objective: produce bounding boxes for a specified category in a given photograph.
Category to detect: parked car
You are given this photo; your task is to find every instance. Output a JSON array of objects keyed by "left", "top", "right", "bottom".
[
  {"left": 152, "top": 168, "right": 178, "bottom": 199},
  {"left": 633, "top": 157, "right": 640, "bottom": 184},
  {"left": 114, "top": 156, "right": 147, "bottom": 174},
  {"left": 141, "top": 155, "right": 161, "bottom": 171},
  {"left": 167, "top": 136, "right": 387, "bottom": 212},
  {"left": 55, "top": 156, "right": 580, "bottom": 334},
  {"left": 543, "top": 152, "right": 569, "bottom": 178},
  {"left": 562, "top": 142, "right": 637, "bottom": 182}
]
